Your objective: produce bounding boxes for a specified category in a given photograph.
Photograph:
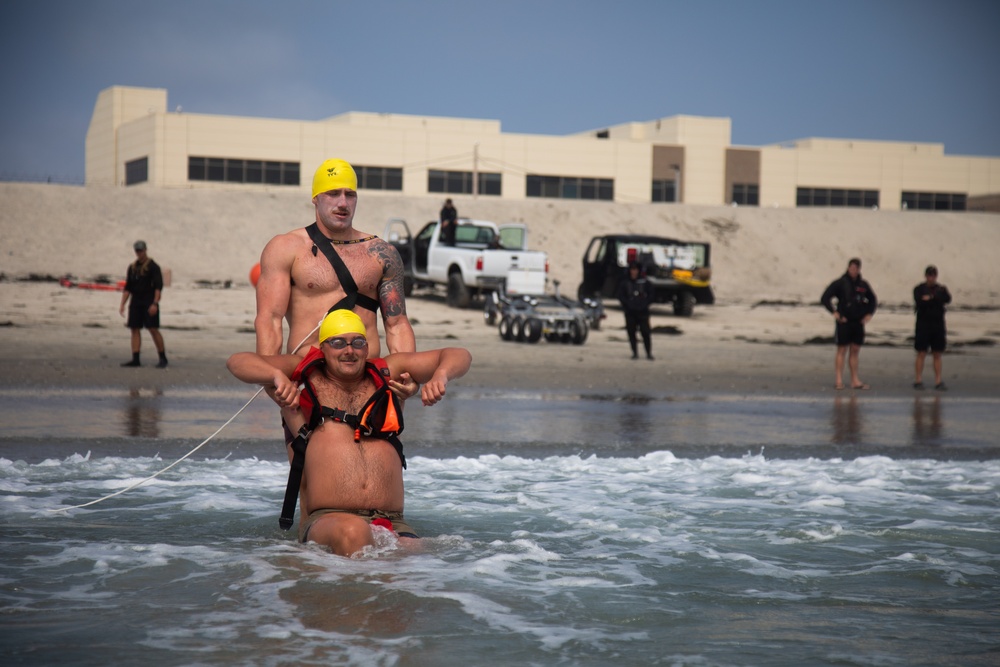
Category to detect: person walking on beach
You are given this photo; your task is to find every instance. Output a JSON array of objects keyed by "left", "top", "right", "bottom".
[
  {"left": 821, "top": 257, "right": 877, "bottom": 390},
  {"left": 119, "top": 240, "right": 168, "bottom": 368},
  {"left": 228, "top": 309, "right": 472, "bottom": 557},
  {"left": 440, "top": 198, "right": 458, "bottom": 246},
  {"left": 617, "top": 261, "right": 655, "bottom": 360},
  {"left": 913, "top": 265, "right": 951, "bottom": 390}
]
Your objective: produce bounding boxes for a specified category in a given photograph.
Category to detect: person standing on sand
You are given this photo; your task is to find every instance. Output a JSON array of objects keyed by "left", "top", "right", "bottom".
[
  {"left": 913, "top": 265, "right": 951, "bottom": 390},
  {"left": 228, "top": 309, "right": 472, "bottom": 557},
  {"left": 617, "top": 261, "right": 655, "bottom": 360},
  {"left": 119, "top": 240, "right": 167, "bottom": 368},
  {"left": 439, "top": 198, "right": 458, "bottom": 246},
  {"left": 821, "top": 257, "right": 877, "bottom": 390}
]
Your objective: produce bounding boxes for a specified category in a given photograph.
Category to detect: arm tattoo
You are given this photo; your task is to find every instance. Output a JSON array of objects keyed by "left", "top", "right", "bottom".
[{"left": 373, "top": 241, "right": 407, "bottom": 318}]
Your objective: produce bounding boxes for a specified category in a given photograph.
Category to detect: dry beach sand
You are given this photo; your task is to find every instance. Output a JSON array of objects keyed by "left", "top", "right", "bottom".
[{"left": 1, "top": 182, "right": 999, "bottom": 397}]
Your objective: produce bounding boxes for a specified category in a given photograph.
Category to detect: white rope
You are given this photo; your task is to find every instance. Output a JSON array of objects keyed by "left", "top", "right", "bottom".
[
  {"left": 49, "top": 387, "right": 264, "bottom": 512},
  {"left": 49, "top": 322, "right": 321, "bottom": 513}
]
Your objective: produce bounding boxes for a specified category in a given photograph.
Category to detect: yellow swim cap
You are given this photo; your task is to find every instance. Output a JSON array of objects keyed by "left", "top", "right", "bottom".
[
  {"left": 312, "top": 158, "right": 358, "bottom": 198},
  {"left": 319, "top": 309, "right": 366, "bottom": 344}
]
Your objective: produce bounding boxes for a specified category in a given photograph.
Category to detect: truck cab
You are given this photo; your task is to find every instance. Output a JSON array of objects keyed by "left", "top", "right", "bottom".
[{"left": 385, "top": 218, "right": 546, "bottom": 308}]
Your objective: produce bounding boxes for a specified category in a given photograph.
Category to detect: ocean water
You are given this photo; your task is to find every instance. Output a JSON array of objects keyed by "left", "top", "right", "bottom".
[{"left": 1, "top": 388, "right": 999, "bottom": 666}]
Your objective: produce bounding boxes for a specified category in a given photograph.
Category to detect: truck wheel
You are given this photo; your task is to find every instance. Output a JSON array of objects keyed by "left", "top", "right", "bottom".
[
  {"left": 571, "top": 318, "right": 589, "bottom": 345},
  {"left": 511, "top": 316, "right": 525, "bottom": 342},
  {"left": 524, "top": 318, "right": 543, "bottom": 343},
  {"left": 499, "top": 315, "right": 514, "bottom": 341},
  {"left": 447, "top": 273, "right": 471, "bottom": 309},
  {"left": 673, "top": 291, "right": 695, "bottom": 317}
]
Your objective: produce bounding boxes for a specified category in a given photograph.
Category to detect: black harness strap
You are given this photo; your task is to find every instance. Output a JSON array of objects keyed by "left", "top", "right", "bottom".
[
  {"left": 279, "top": 425, "right": 311, "bottom": 530},
  {"left": 305, "top": 223, "right": 381, "bottom": 314}
]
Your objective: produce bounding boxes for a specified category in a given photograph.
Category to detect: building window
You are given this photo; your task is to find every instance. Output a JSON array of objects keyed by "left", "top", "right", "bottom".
[
  {"left": 188, "top": 157, "right": 299, "bottom": 186},
  {"left": 428, "top": 169, "right": 501, "bottom": 196},
  {"left": 125, "top": 157, "right": 148, "bottom": 186},
  {"left": 652, "top": 179, "right": 676, "bottom": 203},
  {"left": 355, "top": 165, "right": 402, "bottom": 191},
  {"left": 527, "top": 174, "right": 613, "bottom": 201},
  {"left": 797, "top": 187, "right": 878, "bottom": 208},
  {"left": 901, "top": 191, "right": 966, "bottom": 211},
  {"left": 731, "top": 184, "right": 759, "bottom": 206}
]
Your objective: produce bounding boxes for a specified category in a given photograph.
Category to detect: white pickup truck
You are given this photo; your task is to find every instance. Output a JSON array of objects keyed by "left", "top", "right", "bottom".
[{"left": 384, "top": 217, "right": 548, "bottom": 308}]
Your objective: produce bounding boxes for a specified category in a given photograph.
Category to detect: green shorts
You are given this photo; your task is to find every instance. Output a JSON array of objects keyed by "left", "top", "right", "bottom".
[{"left": 299, "top": 508, "right": 419, "bottom": 543}]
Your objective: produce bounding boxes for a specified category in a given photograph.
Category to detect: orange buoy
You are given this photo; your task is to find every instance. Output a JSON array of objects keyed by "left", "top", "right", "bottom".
[{"left": 249, "top": 263, "right": 261, "bottom": 287}]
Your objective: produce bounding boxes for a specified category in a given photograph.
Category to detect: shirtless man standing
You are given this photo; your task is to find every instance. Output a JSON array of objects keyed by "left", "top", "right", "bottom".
[
  {"left": 254, "top": 158, "right": 415, "bottom": 359},
  {"left": 228, "top": 310, "right": 472, "bottom": 557}
]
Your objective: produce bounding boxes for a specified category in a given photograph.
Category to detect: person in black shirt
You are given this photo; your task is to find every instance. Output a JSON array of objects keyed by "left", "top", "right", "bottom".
[
  {"left": 821, "top": 258, "right": 877, "bottom": 389},
  {"left": 119, "top": 240, "right": 168, "bottom": 368},
  {"left": 913, "top": 265, "right": 951, "bottom": 390},
  {"left": 617, "top": 262, "right": 655, "bottom": 360},
  {"left": 439, "top": 199, "right": 457, "bottom": 246}
]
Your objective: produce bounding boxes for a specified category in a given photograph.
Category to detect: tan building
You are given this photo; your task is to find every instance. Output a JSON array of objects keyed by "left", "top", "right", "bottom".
[{"left": 86, "top": 85, "right": 999, "bottom": 211}]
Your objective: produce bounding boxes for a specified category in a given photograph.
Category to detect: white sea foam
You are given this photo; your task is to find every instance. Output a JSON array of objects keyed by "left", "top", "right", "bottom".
[{"left": 2, "top": 451, "right": 998, "bottom": 665}]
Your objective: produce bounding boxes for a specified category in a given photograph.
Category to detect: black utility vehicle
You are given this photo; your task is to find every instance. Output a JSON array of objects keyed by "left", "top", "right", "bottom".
[{"left": 578, "top": 234, "right": 714, "bottom": 317}]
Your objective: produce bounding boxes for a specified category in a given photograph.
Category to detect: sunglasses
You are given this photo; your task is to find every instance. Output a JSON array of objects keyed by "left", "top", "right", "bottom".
[{"left": 323, "top": 337, "right": 368, "bottom": 350}]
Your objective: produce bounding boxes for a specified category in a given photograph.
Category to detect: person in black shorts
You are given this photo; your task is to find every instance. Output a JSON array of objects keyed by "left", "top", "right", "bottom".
[
  {"left": 118, "top": 240, "right": 168, "bottom": 368},
  {"left": 821, "top": 258, "right": 877, "bottom": 390},
  {"left": 913, "top": 265, "right": 951, "bottom": 390}
]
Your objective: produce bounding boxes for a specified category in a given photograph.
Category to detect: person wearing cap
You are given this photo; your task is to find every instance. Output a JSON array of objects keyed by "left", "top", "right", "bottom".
[
  {"left": 821, "top": 257, "right": 877, "bottom": 390},
  {"left": 227, "top": 309, "right": 472, "bottom": 557},
  {"left": 616, "top": 261, "right": 655, "bottom": 360},
  {"left": 254, "top": 158, "right": 415, "bottom": 363},
  {"left": 119, "top": 240, "right": 168, "bottom": 368},
  {"left": 913, "top": 265, "right": 952, "bottom": 390}
]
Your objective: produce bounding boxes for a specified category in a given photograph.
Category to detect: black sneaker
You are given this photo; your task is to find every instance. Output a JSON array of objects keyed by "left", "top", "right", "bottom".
[
  {"left": 934, "top": 382, "right": 947, "bottom": 391},
  {"left": 121, "top": 360, "right": 140, "bottom": 367},
  {"left": 156, "top": 359, "right": 168, "bottom": 369}
]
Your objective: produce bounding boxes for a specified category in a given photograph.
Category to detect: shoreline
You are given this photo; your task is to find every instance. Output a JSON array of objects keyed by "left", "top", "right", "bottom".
[{"left": 2, "top": 282, "right": 998, "bottom": 399}]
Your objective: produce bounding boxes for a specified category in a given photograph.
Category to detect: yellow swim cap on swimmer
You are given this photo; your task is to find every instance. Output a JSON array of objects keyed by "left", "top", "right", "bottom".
[
  {"left": 319, "top": 309, "right": 366, "bottom": 344},
  {"left": 312, "top": 158, "right": 358, "bottom": 198}
]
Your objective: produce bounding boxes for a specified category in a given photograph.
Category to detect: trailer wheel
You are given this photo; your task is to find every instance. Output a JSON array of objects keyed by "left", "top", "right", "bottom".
[
  {"left": 545, "top": 332, "right": 560, "bottom": 343},
  {"left": 673, "top": 291, "right": 695, "bottom": 317},
  {"left": 447, "top": 273, "right": 471, "bottom": 309},
  {"left": 571, "top": 318, "right": 589, "bottom": 345},
  {"left": 524, "top": 318, "right": 543, "bottom": 343},
  {"left": 499, "top": 315, "right": 514, "bottom": 341},
  {"left": 511, "top": 316, "right": 525, "bottom": 342}
]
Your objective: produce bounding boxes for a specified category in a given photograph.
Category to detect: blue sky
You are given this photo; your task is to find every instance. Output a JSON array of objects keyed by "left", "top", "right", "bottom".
[{"left": 1, "top": 0, "right": 997, "bottom": 184}]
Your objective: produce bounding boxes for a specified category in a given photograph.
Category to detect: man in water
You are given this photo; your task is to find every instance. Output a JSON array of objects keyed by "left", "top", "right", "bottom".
[
  {"left": 228, "top": 310, "right": 472, "bottom": 557},
  {"left": 254, "top": 158, "right": 415, "bottom": 360},
  {"left": 821, "top": 257, "right": 877, "bottom": 390}
]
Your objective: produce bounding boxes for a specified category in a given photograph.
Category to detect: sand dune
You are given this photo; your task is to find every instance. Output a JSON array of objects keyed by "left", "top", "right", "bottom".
[{"left": 3, "top": 183, "right": 998, "bottom": 307}]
